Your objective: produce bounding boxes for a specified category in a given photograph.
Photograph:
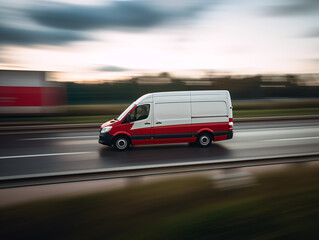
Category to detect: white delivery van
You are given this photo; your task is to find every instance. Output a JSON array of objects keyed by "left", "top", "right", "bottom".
[{"left": 99, "top": 90, "right": 233, "bottom": 150}]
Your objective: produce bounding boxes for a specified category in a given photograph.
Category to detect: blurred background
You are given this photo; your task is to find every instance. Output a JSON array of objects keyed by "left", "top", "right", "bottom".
[
  {"left": 0, "top": 0, "right": 318, "bottom": 119},
  {"left": 1, "top": 1, "right": 319, "bottom": 239}
]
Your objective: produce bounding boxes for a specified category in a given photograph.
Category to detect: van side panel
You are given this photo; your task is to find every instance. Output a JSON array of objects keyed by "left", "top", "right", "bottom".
[
  {"left": 191, "top": 101, "right": 228, "bottom": 124},
  {"left": 131, "top": 139, "right": 153, "bottom": 145},
  {"left": 190, "top": 92, "right": 230, "bottom": 142},
  {"left": 192, "top": 101, "right": 227, "bottom": 117}
]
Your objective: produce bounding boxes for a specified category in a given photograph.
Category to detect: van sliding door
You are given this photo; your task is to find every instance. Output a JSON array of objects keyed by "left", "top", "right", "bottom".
[{"left": 153, "top": 101, "right": 192, "bottom": 144}]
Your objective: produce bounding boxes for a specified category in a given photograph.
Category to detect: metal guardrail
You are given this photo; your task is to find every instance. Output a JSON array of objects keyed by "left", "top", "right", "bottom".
[{"left": 0, "top": 152, "right": 318, "bottom": 189}]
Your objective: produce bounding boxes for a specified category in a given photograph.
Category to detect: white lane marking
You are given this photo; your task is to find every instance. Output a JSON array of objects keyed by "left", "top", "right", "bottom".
[
  {"left": 56, "top": 140, "right": 97, "bottom": 146},
  {"left": 21, "top": 136, "right": 97, "bottom": 141},
  {"left": 265, "top": 136, "right": 319, "bottom": 142},
  {"left": 235, "top": 126, "right": 319, "bottom": 132},
  {"left": 0, "top": 151, "right": 94, "bottom": 160}
]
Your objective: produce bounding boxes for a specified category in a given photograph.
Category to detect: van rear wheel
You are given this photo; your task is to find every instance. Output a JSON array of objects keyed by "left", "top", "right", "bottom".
[
  {"left": 197, "top": 133, "right": 212, "bottom": 147},
  {"left": 113, "top": 135, "right": 130, "bottom": 151}
]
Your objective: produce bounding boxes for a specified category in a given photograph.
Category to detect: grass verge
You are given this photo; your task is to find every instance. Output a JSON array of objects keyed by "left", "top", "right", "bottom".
[
  {"left": 1, "top": 166, "right": 319, "bottom": 239},
  {"left": 1, "top": 99, "right": 319, "bottom": 124}
]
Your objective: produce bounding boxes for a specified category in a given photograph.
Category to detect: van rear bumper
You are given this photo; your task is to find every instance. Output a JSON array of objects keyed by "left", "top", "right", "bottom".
[
  {"left": 214, "top": 130, "right": 233, "bottom": 140},
  {"left": 227, "top": 130, "right": 233, "bottom": 139},
  {"left": 99, "top": 132, "right": 113, "bottom": 146}
]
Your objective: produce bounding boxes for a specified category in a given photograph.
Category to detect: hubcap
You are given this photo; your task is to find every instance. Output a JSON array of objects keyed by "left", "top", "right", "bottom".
[
  {"left": 200, "top": 136, "right": 210, "bottom": 146},
  {"left": 116, "top": 139, "right": 127, "bottom": 149}
]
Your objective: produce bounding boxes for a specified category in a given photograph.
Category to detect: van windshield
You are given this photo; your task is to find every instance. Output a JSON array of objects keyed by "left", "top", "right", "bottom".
[{"left": 118, "top": 102, "right": 136, "bottom": 121}]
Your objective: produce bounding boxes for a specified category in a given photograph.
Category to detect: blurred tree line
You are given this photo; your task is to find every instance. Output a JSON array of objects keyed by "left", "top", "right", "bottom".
[{"left": 66, "top": 74, "right": 319, "bottom": 105}]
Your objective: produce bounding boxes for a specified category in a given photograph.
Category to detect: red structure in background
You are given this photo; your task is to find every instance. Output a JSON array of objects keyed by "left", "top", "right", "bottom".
[{"left": 0, "top": 70, "right": 65, "bottom": 114}]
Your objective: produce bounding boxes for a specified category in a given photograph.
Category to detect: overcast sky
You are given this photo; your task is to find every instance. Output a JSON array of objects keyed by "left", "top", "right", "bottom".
[{"left": 0, "top": 0, "right": 318, "bottom": 81}]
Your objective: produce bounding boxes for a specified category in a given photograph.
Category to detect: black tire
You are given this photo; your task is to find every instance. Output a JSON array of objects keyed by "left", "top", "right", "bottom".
[
  {"left": 197, "top": 132, "right": 212, "bottom": 147},
  {"left": 113, "top": 135, "right": 130, "bottom": 151}
]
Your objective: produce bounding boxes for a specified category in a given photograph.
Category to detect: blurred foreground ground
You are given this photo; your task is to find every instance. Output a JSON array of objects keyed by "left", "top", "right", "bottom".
[{"left": 1, "top": 164, "right": 319, "bottom": 240}]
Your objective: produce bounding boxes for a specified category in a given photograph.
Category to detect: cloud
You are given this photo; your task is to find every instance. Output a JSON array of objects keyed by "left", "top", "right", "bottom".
[
  {"left": 264, "top": 0, "right": 319, "bottom": 16},
  {"left": 0, "top": 0, "right": 215, "bottom": 48},
  {"left": 98, "top": 65, "right": 129, "bottom": 72},
  {"left": 305, "top": 29, "right": 319, "bottom": 38},
  {"left": 0, "top": 24, "right": 87, "bottom": 46},
  {"left": 29, "top": 0, "right": 213, "bottom": 31}
]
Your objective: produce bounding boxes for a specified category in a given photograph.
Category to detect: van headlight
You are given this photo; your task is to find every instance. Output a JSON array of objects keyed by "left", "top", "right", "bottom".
[{"left": 101, "top": 126, "right": 112, "bottom": 133}]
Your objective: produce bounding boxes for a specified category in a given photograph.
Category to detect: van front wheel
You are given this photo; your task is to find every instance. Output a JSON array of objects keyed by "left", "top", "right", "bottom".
[
  {"left": 197, "top": 133, "right": 212, "bottom": 147},
  {"left": 114, "top": 135, "right": 130, "bottom": 151}
]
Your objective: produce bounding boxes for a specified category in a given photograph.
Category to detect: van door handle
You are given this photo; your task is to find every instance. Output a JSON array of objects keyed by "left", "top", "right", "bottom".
[
  {"left": 144, "top": 122, "right": 150, "bottom": 125},
  {"left": 156, "top": 122, "right": 162, "bottom": 124}
]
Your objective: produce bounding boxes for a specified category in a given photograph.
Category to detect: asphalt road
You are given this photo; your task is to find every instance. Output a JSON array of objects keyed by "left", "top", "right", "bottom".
[{"left": 0, "top": 120, "right": 319, "bottom": 178}]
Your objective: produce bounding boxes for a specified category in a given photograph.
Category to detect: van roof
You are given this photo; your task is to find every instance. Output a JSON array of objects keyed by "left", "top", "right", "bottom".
[
  {"left": 135, "top": 90, "right": 230, "bottom": 105},
  {"left": 152, "top": 90, "right": 229, "bottom": 97}
]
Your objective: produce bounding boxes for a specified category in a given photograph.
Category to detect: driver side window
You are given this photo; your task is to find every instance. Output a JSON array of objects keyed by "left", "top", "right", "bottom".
[{"left": 130, "top": 104, "right": 150, "bottom": 122}]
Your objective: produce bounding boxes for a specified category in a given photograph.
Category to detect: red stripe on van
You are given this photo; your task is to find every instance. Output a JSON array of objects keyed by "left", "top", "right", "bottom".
[
  {"left": 118, "top": 122, "right": 229, "bottom": 136},
  {"left": 152, "top": 138, "right": 194, "bottom": 145},
  {"left": 214, "top": 135, "right": 227, "bottom": 141},
  {"left": 126, "top": 122, "right": 229, "bottom": 135},
  {"left": 192, "top": 122, "right": 229, "bottom": 133}
]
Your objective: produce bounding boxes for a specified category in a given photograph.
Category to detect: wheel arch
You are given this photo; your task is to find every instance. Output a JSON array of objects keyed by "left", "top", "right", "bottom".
[
  {"left": 112, "top": 132, "right": 132, "bottom": 144},
  {"left": 113, "top": 131, "right": 131, "bottom": 137},
  {"left": 196, "top": 129, "right": 215, "bottom": 141}
]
